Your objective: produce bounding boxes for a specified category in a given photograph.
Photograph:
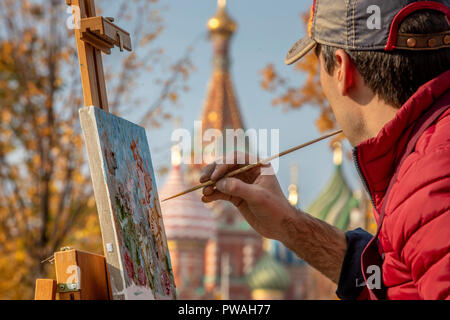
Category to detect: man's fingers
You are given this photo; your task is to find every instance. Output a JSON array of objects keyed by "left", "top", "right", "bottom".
[
  {"left": 211, "top": 163, "right": 238, "bottom": 181},
  {"left": 200, "top": 162, "right": 216, "bottom": 183},
  {"left": 202, "top": 191, "right": 244, "bottom": 208},
  {"left": 201, "top": 192, "right": 230, "bottom": 203},
  {"left": 202, "top": 185, "right": 215, "bottom": 196},
  {"left": 211, "top": 151, "right": 251, "bottom": 180},
  {"left": 216, "top": 178, "right": 257, "bottom": 201},
  {"left": 206, "top": 151, "right": 259, "bottom": 181}
]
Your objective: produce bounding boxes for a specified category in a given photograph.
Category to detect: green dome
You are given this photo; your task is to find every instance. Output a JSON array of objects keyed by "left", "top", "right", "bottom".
[
  {"left": 246, "top": 253, "right": 290, "bottom": 291},
  {"left": 307, "top": 164, "right": 359, "bottom": 230}
]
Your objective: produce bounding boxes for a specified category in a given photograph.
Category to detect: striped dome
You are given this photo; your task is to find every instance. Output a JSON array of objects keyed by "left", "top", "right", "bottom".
[
  {"left": 246, "top": 253, "right": 290, "bottom": 291},
  {"left": 159, "top": 166, "right": 217, "bottom": 240},
  {"left": 307, "top": 164, "right": 359, "bottom": 230}
]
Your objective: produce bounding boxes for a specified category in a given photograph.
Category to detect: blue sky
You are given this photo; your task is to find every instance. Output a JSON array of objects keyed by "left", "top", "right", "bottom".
[{"left": 106, "top": 0, "right": 361, "bottom": 208}]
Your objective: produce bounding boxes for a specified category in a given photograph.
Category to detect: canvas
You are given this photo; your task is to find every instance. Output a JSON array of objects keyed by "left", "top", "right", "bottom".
[{"left": 79, "top": 106, "right": 176, "bottom": 300}]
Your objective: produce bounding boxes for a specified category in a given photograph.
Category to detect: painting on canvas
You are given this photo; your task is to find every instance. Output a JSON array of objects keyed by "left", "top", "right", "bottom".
[{"left": 79, "top": 106, "right": 176, "bottom": 300}]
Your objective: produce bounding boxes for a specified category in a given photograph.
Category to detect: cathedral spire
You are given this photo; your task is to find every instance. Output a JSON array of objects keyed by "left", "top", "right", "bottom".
[
  {"left": 218, "top": 0, "right": 227, "bottom": 10},
  {"left": 208, "top": 0, "right": 237, "bottom": 36},
  {"left": 201, "top": 0, "right": 244, "bottom": 134},
  {"left": 333, "top": 142, "right": 343, "bottom": 166},
  {"left": 207, "top": 0, "right": 237, "bottom": 70},
  {"left": 288, "top": 164, "right": 299, "bottom": 206}
]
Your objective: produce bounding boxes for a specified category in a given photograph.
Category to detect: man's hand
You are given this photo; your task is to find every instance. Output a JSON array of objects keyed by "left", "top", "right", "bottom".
[
  {"left": 200, "top": 152, "right": 297, "bottom": 242},
  {"left": 200, "top": 151, "right": 348, "bottom": 283}
]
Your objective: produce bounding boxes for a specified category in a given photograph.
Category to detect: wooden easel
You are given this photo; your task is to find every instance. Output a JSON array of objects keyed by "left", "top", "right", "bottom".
[
  {"left": 34, "top": 0, "right": 132, "bottom": 300},
  {"left": 35, "top": 249, "right": 112, "bottom": 300}
]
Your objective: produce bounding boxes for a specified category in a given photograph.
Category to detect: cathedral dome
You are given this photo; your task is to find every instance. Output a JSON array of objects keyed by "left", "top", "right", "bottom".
[
  {"left": 159, "top": 165, "right": 217, "bottom": 241},
  {"left": 246, "top": 253, "right": 290, "bottom": 291}
]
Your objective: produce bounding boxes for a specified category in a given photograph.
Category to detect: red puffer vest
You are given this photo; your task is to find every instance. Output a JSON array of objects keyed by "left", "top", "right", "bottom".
[{"left": 355, "top": 70, "right": 450, "bottom": 300}]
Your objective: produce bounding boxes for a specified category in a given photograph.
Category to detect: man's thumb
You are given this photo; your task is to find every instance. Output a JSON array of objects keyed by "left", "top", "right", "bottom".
[{"left": 216, "top": 178, "right": 256, "bottom": 200}]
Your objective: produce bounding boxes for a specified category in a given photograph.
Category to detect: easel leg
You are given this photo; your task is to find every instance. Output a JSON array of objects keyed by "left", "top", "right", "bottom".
[
  {"left": 68, "top": 0, "right": 109, "bottom": 111},
  {"left": 35, "top": 279, "right": 57, "bottom": 300}
]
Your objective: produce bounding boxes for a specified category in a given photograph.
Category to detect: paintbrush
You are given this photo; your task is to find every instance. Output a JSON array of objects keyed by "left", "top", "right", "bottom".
[{"left": 161, "top": 129, "right": 343, "bottom": 202}]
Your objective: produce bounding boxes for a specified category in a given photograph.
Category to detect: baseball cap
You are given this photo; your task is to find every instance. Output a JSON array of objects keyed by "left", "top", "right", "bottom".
[{"left": 285, "top": 0, "right": 450, "bottom": 65}]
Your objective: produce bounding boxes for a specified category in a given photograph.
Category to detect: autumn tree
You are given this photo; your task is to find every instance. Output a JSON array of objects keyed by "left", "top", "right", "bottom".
[{"left": 0, "top": 0, "right": 194, "bottom": 299}]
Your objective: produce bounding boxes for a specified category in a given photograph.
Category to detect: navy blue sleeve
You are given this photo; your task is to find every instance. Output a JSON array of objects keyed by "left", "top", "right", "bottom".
[{"left": 336, "top": 228, "right": 373, "bottom": 300}]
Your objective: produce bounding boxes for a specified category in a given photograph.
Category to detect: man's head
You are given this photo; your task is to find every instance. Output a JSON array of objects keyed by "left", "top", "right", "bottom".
[{"left": 285, "top": 1, "right": 450, "bottom": 146}]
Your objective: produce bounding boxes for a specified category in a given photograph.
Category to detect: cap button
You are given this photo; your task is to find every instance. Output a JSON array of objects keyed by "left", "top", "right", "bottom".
[
  {"left": 444, "top": 35, "right": 450, "bottom": 45},
  {"left": 407, "top": 38, "right": 417, "bottom": 48},
  {"left": 428, "top": 38, "right": 438, "bottom": 48}
]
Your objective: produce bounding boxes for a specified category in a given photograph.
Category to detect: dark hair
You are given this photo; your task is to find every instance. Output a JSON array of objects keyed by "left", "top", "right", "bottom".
[{"left": 316, "top": 10, "right": 450, "bottom": 108}]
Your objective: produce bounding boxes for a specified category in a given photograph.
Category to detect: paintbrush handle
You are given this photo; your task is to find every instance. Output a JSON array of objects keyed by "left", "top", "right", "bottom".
[
  {"left": 161, "top": 163, "right": 261, "bottom": 202},
  {"left": 161, "top": 129, "right": 343, "bottom": 202}
]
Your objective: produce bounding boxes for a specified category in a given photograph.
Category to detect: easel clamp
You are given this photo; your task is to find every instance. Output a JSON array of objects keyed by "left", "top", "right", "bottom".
[
  {"left": 65, "top": 0, "right": 133, "bottom": 111},
  {"left": 58, "top": 283, "right": 80, "bottom": 293},
  {"left": 81, "top": 16, "right": 132, "bottom": 54}
]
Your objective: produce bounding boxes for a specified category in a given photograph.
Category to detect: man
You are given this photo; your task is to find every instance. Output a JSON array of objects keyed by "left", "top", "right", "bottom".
[{"left": 200, "top": 0, "right": 450, "bottom": 300}]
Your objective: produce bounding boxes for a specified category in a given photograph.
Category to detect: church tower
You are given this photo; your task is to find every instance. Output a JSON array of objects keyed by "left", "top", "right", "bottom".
[
  {"left": 201, "top": 0, "right": 244, "bottom": 134},
  {"left": 197, "top": 1, "right": 264, "bottom": 300}
]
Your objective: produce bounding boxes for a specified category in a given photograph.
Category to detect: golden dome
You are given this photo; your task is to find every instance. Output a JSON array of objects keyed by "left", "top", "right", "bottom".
[{"left": 207, "top": 0, "right": 237, "bottom": 34}]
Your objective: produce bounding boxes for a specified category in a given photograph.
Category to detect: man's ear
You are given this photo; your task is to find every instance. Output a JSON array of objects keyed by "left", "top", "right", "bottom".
[{"left": 334, "top": 49, "right": 355, "bottom": 96}]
